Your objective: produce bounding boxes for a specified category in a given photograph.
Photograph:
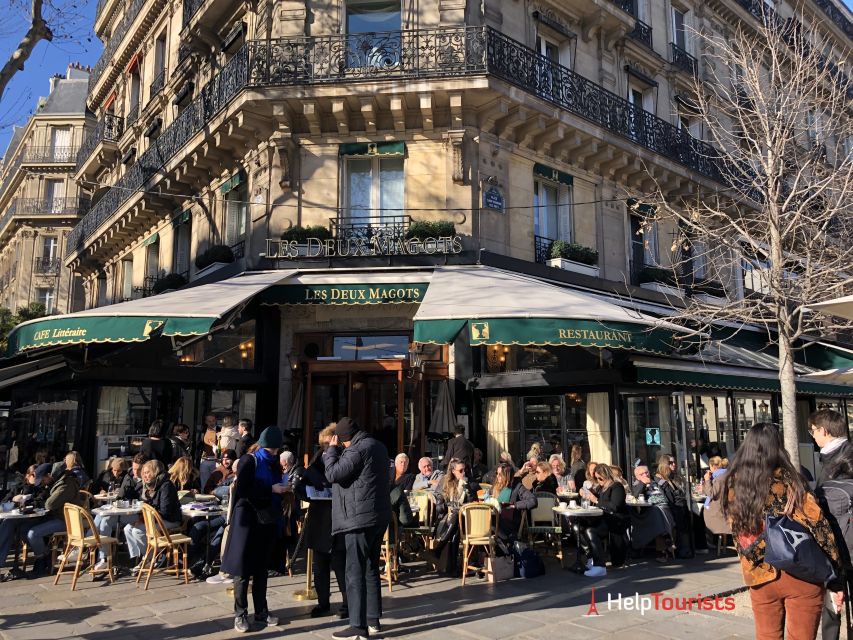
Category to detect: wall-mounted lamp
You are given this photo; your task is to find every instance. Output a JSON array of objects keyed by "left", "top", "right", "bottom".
[
  {"left": 408, "top": 343, "right": 424, "bottom": 371},
  {"left": 286, "top": 349, "right": 300, "bottom": 371}
]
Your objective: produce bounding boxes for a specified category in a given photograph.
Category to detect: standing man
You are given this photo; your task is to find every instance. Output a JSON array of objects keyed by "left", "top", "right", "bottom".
[
  {"left": 199, "top": 413, "right": 218, "bottom": 491},
  {"left": 324, "top": 418, "right": 391, "bottom": 640},
  {"left": 170, "top": 424, "right": 192, "bottom": 462},
  {"left": 442, "top": 425, "right": 474, "bottom": 470},
  {"left": 235, "top": 419, "right": 255, "bottom": 459},
  {"left": 810, "top": 408, "right": 852, "bottom": 640}
]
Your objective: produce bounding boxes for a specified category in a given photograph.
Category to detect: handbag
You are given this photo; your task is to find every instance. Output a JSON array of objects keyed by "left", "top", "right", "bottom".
[{"left": 762, "top": 513, "right": 837, "bottom": 586}]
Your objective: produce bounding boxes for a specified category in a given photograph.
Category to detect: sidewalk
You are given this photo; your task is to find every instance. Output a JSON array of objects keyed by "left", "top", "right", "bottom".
[{"left": 0, "top": 554, "right": 755, "bottom": 640}]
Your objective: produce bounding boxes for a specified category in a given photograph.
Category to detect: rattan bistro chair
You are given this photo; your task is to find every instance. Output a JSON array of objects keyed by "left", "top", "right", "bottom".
[
  {"left": 381, "top": 513, "right": 399, "bottom": 593},
  {"left": 529, "top": 492, "right": 563, "bottom": 567},
  {"left": 137, "top": 503, "right": 192, "bottom": 590},
  {"left": 54, "top": 503, "right": 117, "bottom": 590},
  {"left": 458, "top": 503, "right": 498, "bottom": 585},
  {"left": 403, "top": 491, "right": 436, "bottom": 550}
]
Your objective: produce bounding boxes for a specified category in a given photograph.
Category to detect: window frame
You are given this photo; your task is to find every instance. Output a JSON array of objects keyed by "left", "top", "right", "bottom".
[
  {"left": 341, "top": 153, "right": 405, "bottom": 223},
  {"left": 224, "top": 184, "right": 248, "bottom": 248},
  {"left": 533, "top": 176, "right": 573, "bottom": 243}
]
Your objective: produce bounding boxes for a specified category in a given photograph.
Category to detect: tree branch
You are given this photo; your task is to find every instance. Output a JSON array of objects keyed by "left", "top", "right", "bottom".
[{"left": 0, "top": 0, "right": 53, "bottom": 101}]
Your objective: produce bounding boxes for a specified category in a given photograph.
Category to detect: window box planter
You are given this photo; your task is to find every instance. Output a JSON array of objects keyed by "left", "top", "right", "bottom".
[
  {"left": 694, "top": 292, "right": 725, "bottom": 305},
  {"left": 194, "top": 244, "right": 235, "bottom": 278},
  {"left": 640, "top": 281, "right": 683, "bottom": 297},
  {"left": 195, "top": 261, "right": 230, "bottom": 279},
  {"left": 547, "top": 257, "right": 600, "bottom": 278}
]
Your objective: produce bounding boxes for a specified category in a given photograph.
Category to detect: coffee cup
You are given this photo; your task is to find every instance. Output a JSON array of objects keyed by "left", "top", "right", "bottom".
[
  {"left": 638, "top": 495, "right": 646, "bottom": 503},
  {"left": 569, "top": 500, "right": 578, "bottom": 508}
]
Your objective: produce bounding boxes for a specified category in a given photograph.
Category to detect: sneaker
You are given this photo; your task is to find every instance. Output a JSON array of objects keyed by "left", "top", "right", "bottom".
[
  {"left": 206, "top": 572, "right": 233, "bottom": 585},
  {"left": 331, "top": 627, "right": 368, "bottom": 640},
  {"left": 234, "top": 614, "right": 250, "bottom": 633},
  {"left": 58, "top": 548, "right": 79, "bottom": 563},
  {"left": 93, "top": 560, "right": 108, "bottom": 572},
  {"left": 310, "top": 605, "right": 331, "bottom": 618},
  {"left": 368, "top": 620, "right": 382, "bottom": 636},
  {"left": 254, "top": 612, "right": 279, "bottom": 626},
  {"left": 585, "top": 558, "right": 594, "bottom": 570},
  {"left": 584, "top": 565, "right": 607, "bottom": 578}
]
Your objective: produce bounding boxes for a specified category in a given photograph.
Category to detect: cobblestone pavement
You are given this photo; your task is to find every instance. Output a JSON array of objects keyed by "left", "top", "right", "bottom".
[{"left": 0, "top": 553, "right": 756, "bottom": 640}]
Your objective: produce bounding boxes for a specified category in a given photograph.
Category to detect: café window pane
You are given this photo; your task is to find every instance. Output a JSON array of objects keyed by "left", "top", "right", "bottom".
[
  {"left": 181, "top": 319, "right": 256, "bottom": 368},
  {"left": 332, "top": 335, "right": 409, "bottom": 360}
]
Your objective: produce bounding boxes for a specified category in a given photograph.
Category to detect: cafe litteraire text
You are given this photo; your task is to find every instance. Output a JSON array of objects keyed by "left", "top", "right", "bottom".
[{"left": 32, "top": 327, "right": 87, "bottom": 341}]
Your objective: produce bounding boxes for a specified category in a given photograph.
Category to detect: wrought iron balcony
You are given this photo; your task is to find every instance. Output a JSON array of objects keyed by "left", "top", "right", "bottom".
[
  {"left": 77, "top": 113, "right": 124, "bottom": 168},
  {"left": 149, "top": 68, "right": 168, "bottom": 98},
  {"left": 182, "top": 0, "right": 206, "bottom": 27},
  {"left": 134, "top": 275, "right": 158, "bottom": 297},
  {"left": 0, "top": 153, "right": 23, "bottom": 199},
  {"left": 22, "top": 146, "right": 76, "bottom": 163},
  {"left": 127, "top": 101, "right": 140, "bottom": 127},
  {"left": 331, "top": 215, "right": 411, "bottom": 242},
  {"left": 812, "top": 0, "right": 853, "bottom": 39},
  {"left": 670, "top": 43, "right": 697, "bottom": 76},
  {"left": 12, "top": 197, "right": 89, "bottom": 216},
  {"left": 534, "top": 235, "right": 552, "bottom": 265},
  {"left": 88, "top": 0, "right": 148, "bottom": 93},
  {"left": 67, "top": 26, "right": 730, "bottom": 255},
  {"left": 629, "top": 19, "right": 652, "bottom": 48},
  {"left": 33, "top": 257, "right": 62, "bottom": 274}
]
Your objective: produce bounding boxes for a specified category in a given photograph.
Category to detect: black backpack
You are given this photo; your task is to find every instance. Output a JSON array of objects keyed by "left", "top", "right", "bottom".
[{"left": 820, "top": 479, "right": 853, "bottom": 567}]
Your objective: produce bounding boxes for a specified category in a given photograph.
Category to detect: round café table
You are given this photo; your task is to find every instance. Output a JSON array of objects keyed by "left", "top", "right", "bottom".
[
  {"left": 92, "top": 493, "right": 118, "bottom": 503},
  {"left": 182, "top": 505, "right": 225, "bottom": 578},
  {"left": 0, "top": 508, "right": 47, "bottom": 570},
  {"left": 552, "top": 506, "right": 603, "bottom": 573}
]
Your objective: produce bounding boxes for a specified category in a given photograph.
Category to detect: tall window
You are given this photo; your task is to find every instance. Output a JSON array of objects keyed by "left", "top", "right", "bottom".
[
  {"left": 344, "top": 155, "right": 404, "bottom": 222},
  {"left": 224, "top": 185, "right": 248, "bottom": 248},
  {"left": 145, "top": 240, "right": 160, "bottom": 280},
  {"left": 45, "top": 179, "right": 65, "bottom": 212},
  {"left": 742, "top": 258, "right": 771, "bottom": 295},
  {"left": 97, "top": 272, "right": 108, "bottom": 307},
  {"left": 628, "top": 86, "right": 651, "bottom": 140},
  {"left": 630, "top": 214, "right": 658, "bottom": 268},
  {"left": 535, "top": 34, "right": 566, "bottom": 101},
  {"left": 42, "top": 236, "right": 58, "bottom": 260},
  {"left": 174, "top": 218, "right": 192, "bottom": 276},
  {"left": 37, "top": 287, "right": 55, "bottom": 313},
  {"left": 533, "top": 178, "right": 572, "bottom": 242},
  {"left": 671, "top": 7, "right": 687, "bottom": 50},
  {"left": 49, "top": 127, "right": 71, "bottom": 162},
  {"left": 346, "top": 0, "right": 400, "bottom": 33},
  {"left": 121, "top": 258, "right": 133, "bottom": 301}
]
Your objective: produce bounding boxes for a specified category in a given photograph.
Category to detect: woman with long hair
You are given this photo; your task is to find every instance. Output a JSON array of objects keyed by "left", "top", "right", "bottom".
[
  {"left": 569, "top": 444, "right": 586, "bottom": 490},
  {"left": 656, "top": 454, "right": 690, "bottom": 559},
  {"left": 486, "top": 462, "right": 537, "bottom": 542},
  {"left": 583, "top": 464, "right": 629, "bottom": 576},
  {"left": 424, "top": 459, "right": 477, "bottom": 576},
  {"left": 722, "top": 423, "right": 839, "bottom": 640},
  {"left": 168, "top": 456, "right": 201, "bottom": 492}
]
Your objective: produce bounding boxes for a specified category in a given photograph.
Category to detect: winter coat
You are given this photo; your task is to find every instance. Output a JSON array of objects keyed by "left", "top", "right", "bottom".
[
  {"left": 141, "top": 438, "right": 173, "bottom": 465},
  {"left": 597, "top": 482, "right": 629, "bottom": 532},
  {"left": 44, "top": 471, "right": 82, "bottom": 521},
  {"left": 443, "top": 435, "right": 474, "bottom": 469},
  {"left": 703, "top": 471, "right": 732, "bottom": 535},
  {"left": 93, "top": 469, "right": 125, "bottom": 495},
  {"left": 324, "top": 430, "right": 391, "bottom": 535},
  {"left": 234, "top": 433, "right": 255, "bottom": 459},
  {"left": 220, "top": 452, "right": 282, "bottom": 577},
  {"left": 117, "top": 471, "right": 143, "bottom": 501},
  {"left": 143, "top": 474, "right": 182, "bottom": 524},
  {"left": 301, "top": 451, "right": 335, "bottom": 553},
  {"left": 169, "top": 437, "right": 189, "bottom": 462},
  {"left": 2, "top": 478, "right": 49, "bottom": 506}
]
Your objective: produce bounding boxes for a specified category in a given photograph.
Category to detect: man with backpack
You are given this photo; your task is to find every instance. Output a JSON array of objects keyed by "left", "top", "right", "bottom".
[{"left": 810, "top": 408, "right": 853, "bottom": 639}]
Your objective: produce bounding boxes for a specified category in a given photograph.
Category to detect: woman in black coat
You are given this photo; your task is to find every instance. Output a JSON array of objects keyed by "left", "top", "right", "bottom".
[
  {"left": 487, "top": 463, "right": 537, "bottom": 542},
  {"left": 583, "top": 464, "right": 629, "bottom": 576},
  {"left": 220, "top": 427, "right": 288, "bottom": 633}
]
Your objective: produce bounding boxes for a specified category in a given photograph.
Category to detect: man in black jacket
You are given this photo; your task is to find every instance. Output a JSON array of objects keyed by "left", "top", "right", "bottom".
[
  {"left": 810, "top": 408, "right": 851, "bottom": 640},
  {"left": 324, "top": 418, "right": 390, "bottom": 640},
  {"left": 235, "top": 419, "right": 255, "bottom": 459},
  {"left": 441, "top": 425, "right": 474, "bottom": 470}
]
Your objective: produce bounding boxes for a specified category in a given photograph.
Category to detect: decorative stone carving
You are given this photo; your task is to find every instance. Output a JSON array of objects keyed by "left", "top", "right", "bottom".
[{"left": 444, "top": 131, "right": 466, "bottom": 185}]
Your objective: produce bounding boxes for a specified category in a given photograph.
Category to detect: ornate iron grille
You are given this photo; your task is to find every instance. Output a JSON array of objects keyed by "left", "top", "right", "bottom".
[
  {"left": 126, "top": 101, "right": 140, "bottom": 127},
  {"left": 230, "top": 240, "right": 245, "bottom": 259},
  {"left": 182, "top": 0, "right": 206, "bottom": 27},
  {"left": 149, "top": 68, "right": 168, "bottom": 98},
  {"left": 77, "top": 113, "right": 125, "bottom": 168},
  {"left": 534, "top": 235, "right": 553, "bottom": 264},
  {"left": 330, "top": 215, "right": 411, "bottom": 243},
  {"left": 670, "top": 43, "right": 697, "bottom": 75},
  {"left": 23, "top": 146, "right": 76, "bottom": 163},
  {"left": 629, "top": 19, "right": 653, "bottom": 49},
  {"left": 88, "top": 0, "right": 149, "bottom": 93},
  {"left": 33, "top": 257, "right": 62, "bottom": 275}
]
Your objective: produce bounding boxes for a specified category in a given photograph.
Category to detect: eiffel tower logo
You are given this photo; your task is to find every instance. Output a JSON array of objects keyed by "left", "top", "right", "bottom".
[
  {"left": 780, "top": 525, "right": 810, "bottom": 549},
  {"left": 584, "top": 587, "right": 602, "bottom": 617}
]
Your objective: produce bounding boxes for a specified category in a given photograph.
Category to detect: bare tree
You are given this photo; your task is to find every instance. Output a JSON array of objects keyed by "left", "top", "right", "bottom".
[{"left": 634, "top": 5, "right": 853, "bottom": 464}]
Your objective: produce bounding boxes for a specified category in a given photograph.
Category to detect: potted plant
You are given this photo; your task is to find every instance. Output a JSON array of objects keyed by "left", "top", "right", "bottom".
[
  {"left": 547, "top": 240, "right": 600, "bottom": 277},
  {"left": 405, "top": 220, "right": 456, "bottom": 240},
  {"left": 194, "top": 244, "right": 235, "bottom": 276},
  {"left": 281, "top": 225, "right": 332, "bottom": 256},
  {"left": 638, "top": 265, "right": 683, "bottom": 297},
  {"left": 151, "top": 272, "right": 188, "bottom": 295}
]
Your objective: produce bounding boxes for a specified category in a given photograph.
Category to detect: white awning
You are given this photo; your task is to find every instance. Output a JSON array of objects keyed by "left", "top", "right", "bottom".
[
  {"left": 808, "top": 295, "right": 853, "bottom": 322},
  {"left": 803, "top": 368, "right": 853, "bottom": 384}
]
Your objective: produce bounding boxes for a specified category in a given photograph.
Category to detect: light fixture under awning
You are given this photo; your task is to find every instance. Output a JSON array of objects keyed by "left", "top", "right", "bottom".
[
  {"left": 413, "top": 266, "right": 691, "bottom": 354},
  {"left": 6, "top": 270, "right": 295, "bottom": 356}
]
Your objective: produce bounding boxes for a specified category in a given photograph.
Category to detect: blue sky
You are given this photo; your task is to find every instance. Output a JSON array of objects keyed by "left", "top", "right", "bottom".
[{"left": 0, "top": 0, "right": 852, "bottom": 156}]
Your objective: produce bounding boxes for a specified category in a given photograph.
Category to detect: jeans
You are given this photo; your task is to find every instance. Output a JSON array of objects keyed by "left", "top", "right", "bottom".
[
  {"left": 0, "top": 519, "right": 28, "bottom": 568},
  {"left": 343, "top": 525, "right": 384, "bottom": 631},
  {"left": 314, "top": 538, "right": 347, "bottom": 609},
  {"left": 750, "top": 570, "right": 824, "bottom": 640},
  {"left": 124, "top": 520, "right": 180, "bottom": 560},
  {"left": 93, "top": 513, "right": 136, "bottom": 561},
  {"left": 189, "top": 516, "right": 226, "bottom": 562},
  {"left": 233, "top": 572, "right": 268, "bottom": 618},
  {"left": 25, "top": 517, "right": 65, "bottom": 558}
]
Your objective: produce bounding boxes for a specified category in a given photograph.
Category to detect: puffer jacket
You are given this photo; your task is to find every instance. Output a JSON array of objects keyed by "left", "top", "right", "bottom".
[
  {"left": 143, "top": 474, "right": 182, "bottom": 524},
  {"left": 44, "top": 470, "right": 82, "bottom": 520},
  {"left": 323, "top": 430, "right": 391, "bottom": 535}
]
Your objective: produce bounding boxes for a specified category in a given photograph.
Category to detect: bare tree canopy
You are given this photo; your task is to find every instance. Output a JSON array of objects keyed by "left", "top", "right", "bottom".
[{"left": 636, "top": 4, "right": 853, "bottom": 463}]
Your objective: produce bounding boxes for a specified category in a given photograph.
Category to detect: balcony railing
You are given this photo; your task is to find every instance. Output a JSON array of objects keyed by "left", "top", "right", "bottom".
[
  {"left": 331, "top": 215, "right": 411, "bottom": 243},
  {"left": 127, "top": 101, "right": 140, "bottom": 127},
  {"left": 88, "top": 0, "right": 149, "bottom": 93},
  {"left": 812, "top": 0, "right": 853, "bottom": 39},
  {"left": 629, "top": 19, "right": 653, "bottom": 48},
  {"left": 33, "top": 257, "right": 62, "bottom": 274},
  {"left": 670, "top": 43, "right": 697, "bottom": 76},
  {"left": 0, "top": 153, "right": 23, "bottom": 199},
  {"left": 1, "top": 196, "right": 89, "bottom": 238},
  {"left": 22, "top": 146, "right": 76, "bottom": 164},
  {"left": 134, "top": 275, "right": 158, "bottom": 297},
  {"left": 608, "top": 0, "right": 636, "bottom": 14},
  {"left": 534, "top": 235, "right": 552, "bottom": 264},
  {"left": 77, "top": 113, "right": 125, "bottom": 168},
  {"left": 67, "top": 27, "right": 730, "bottom": 255},
  {"left": 182, "top": 0, "right": 206, "bottom": 27},
  {"left": 149, "top": 68, "right": 168, "bottom": 98},
  {"left": 230, "top": 240, "right": 245, "bottom": 259}
]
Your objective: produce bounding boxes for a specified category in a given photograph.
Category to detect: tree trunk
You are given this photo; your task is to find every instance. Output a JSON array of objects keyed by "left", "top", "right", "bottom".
[
  {"left": 0, "top": 0, "right": 52, "bottom": 101},
  {"left": 778, "top": 334, "right": 800, "bottom": 467}
]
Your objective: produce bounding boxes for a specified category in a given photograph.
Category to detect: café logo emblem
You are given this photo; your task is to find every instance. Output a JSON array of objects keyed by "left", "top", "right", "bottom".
[
  {"left": 471, "top": 322, "right": 490, "bottom": 341},
  {"left": 143, "top": 320, "right": 165, "bottom": 336}
]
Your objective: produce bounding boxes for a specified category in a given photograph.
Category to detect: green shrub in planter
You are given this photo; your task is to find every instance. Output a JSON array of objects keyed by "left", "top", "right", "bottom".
[
  {"left": 281, "top": 225, "right": 332, "bottom": 243},
  {"left": 195, "top": 244, "right": 235, "bottom": 270},
  {"left": 548, "top": 241, "right": 599, "bottom": 266},
  {"left": 639, "top": 266, "right": 678, "bottom": 286},
  {"left": 405, "top": 220, "right": 456, "bottom": 240},
  {"left": 152, "top": 273, "right": 188, "bottom": 295}
]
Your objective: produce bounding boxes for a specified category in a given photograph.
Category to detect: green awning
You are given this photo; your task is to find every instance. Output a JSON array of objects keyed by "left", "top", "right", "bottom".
[
  {"left": 533, "top": 163, "right": 573, "bottom": 186},
  {"left": 219, "top": 170, "right": 246, "bottom": 194},
  {"left": 172, "top": 210, "right": 191, "bottom": 227},
  {"left": 140, "top": 232, "right": 159, "bottom": 247},
  {"left": 6, "top": 270, "right": 295, "bottom": 356},
  {"left": 259, "top": 282, "right": 429, "bottom": 306},
  {"left": 636, "top": 364, "right": 853, "bottom": 397},
  {"left": 338, "top": 142, "right": 406, "bottom": 156},
  {"left": 413, "top": 266, "right": 691, "bottom": 354}
]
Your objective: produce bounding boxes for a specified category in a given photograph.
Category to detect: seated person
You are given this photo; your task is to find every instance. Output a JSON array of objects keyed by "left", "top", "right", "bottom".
[
  {"left": 190, "top": 458, "right": 241, "bottom": 578},
  {"left": 169, "top": 456, "right": 201, "bottom": 502},
  {"left": 49, "top": 450, "right": 90, "bottom": 491},
  {"left": 627, "top": 464, "right": 676, "bottom": 558},
  {"left": 412, "top": 457, "right": 443, "bottom": 491},
  {"left": 392, "top": 453, "right": 415, "bottom": 491},
  {"left": 531, "top": 462, "right": 558, "bottom": 494},
  {"left": 124, "top": 460, "right": 182, "bottom": 572},
  {"left": 93, "top": 457, "right": 127, "bottom": 495},
  {"left": 92, "top": 454, "right": 147, "bottom": 571},
  {"left": 424, "top": 459, "right": 479, "bottom": 575},
  {"left": 25, "top": 453, "right": 83, "bottom": 575},
  {"left": 471, "top": 448, "right": 488, "bottom": 483},
  {"left": 280, "top": 450, "right": 297, "bottom": 485},
  {"left": 0, "top": 465, "right": 50, "bottom": 580},
  {"left": 485, "top": 462, "right": 537, "bottom": 542},
  {"left": 548, "top": 455, "right": 570, "bottom": 492},
  {"left": 580, "top": 462, "right": 600, "bottom": 503},
  {"left": 611, "top": 465, "right": 631, "bottom": 492},
  {"left": 583, "top": 464, "right": 629, "bottom": 577},
  {"left": 514, "top": 455, "right": 541, "bottom": 490},
  {"left": 204, "top": 449, "right": 236, "bottom": 496},
  {"left": 655, "top": 455, "right": 690, "bottom": 560},
  {"left": 482, "top": 451, "right": 516, "bottom": 484},
  {"left": 631, "top": 464, "right": 652, "bottom": 498}
]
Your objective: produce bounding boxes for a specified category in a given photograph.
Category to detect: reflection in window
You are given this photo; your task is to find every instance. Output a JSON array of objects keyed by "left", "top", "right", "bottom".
[
  {"left": 332, "top": 335, "right": 409, "bottom": 360},
  {"left": 180, "top": 320, "right": 256, "bottom": 368},
  {"left": 96, "top": 386, "right": 152, "bottom": 437},
  {"left": 11, "top": 391, "right": 81, "bottom": 465}
]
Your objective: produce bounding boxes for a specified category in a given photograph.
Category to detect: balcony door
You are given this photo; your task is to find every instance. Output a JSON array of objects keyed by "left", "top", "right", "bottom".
[
  {"left": 345, "top": 0, "right": 402, "bottom": 72},
  {"left": 536, "top": 35, "right": 564, "bottom": 102},
  {"left": 50, "top": 127, "right": 71, "bottom": 162},
  {"left": 533, "top": 178, "right": 571, "bottom": 243},
  {"left": 45, "top": 179, "right": 66, "bottom": 213},
  {"left": 344, "top": 155, "right": 404, "bottom": 226}
]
